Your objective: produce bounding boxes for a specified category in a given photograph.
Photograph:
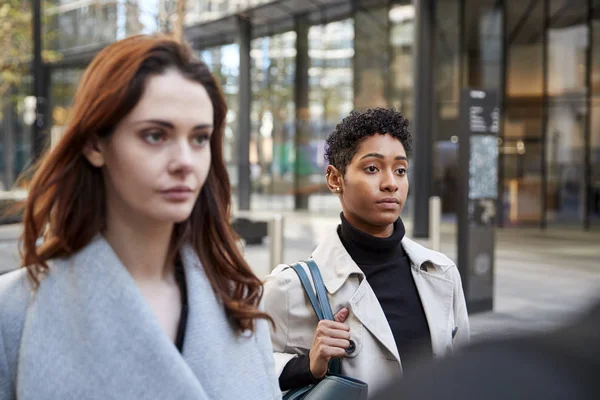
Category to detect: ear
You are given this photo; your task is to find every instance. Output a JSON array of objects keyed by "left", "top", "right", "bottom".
[
  {"left": 82, "top": 135, "right": 106, "bottom": 168},
  {"left": 326, "top": 165, "right": 343, "bottom": 194}
]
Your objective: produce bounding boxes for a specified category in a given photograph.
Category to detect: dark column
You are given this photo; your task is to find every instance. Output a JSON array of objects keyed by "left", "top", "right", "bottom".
[
  {"left": 237, "top": 16, "right": 252, "bottom": 211},
  {"left": 294, "top": 16, "right": 310, "bottom": 210},
  {"left": 32, "top": 0, "right": 46, "bottom": 160},
  {"left": 2, "top": 87, "right": 15, "bottom": 189},
  {"left": 497, "top": 0, "right": 507, "bottom": 228},
  {"left": 540, "top": 0, "right": 549, "bottom": 230},
  {"left": 412, "top": 0, "right": 435, "bottom": 238},
  {"left": 584, "top": 0, "right": 593, "bottom": 230}
]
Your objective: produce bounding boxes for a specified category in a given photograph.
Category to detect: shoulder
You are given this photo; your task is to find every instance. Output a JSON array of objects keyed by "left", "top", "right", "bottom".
[
  {"left": 263, "top": 264, "right": 309, "bottom": 322},
  {"left": 0, "top": 269, "right": 32, "bottom": 374},
  {"left": 402, "top": 237, "right": 456, "bottom": 270},
  {"left": 0, "top": 268, "right": 32, "bottom": 325},
  {"left": 401, "top": 236, "right": 462, "bottom": 279},
  {"left": 264, "top": 264, "right": 299, "bottom": 291}
]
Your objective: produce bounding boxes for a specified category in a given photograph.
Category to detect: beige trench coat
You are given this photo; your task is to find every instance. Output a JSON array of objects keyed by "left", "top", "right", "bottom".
[{"left": 263, "top": 229, "right": 470, "bottom": 397}]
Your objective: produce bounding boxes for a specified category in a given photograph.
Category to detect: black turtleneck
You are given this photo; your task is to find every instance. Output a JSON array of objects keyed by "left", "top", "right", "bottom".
[
  {"left": 338, "top": 214, "right": 432, "bottom": 368},
  {"left": 278, "top": 215, "right": 432, "bottom": 391}
]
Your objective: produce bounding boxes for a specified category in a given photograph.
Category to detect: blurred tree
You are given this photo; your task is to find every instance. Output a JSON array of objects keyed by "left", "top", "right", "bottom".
[{"left": 0, "top": 0, "right": 60, "bottom": 109}]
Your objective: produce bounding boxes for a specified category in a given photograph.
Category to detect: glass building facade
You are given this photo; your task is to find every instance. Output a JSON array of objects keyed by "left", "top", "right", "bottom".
[{"left": 2, "top": 0, "right": 599, "bottom": 230}]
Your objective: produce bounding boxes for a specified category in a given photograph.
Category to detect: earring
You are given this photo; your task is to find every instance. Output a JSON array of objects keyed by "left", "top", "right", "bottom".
[{"left": 335, "top": 187, "right": 341, "bottom": 192}]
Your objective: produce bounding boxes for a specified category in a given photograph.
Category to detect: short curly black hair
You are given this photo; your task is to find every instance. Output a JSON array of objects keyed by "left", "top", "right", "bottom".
[{"left": 325, "top": 108, "right": 412, "bottom": 175}]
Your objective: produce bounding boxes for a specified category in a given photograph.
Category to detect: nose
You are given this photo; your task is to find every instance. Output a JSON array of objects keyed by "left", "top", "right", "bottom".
[
  {"left": 168, "top": 141, "right": 194, "bottom": 176},
  {"left": 380, "top": 169, "right": 398, "bottom": 193}
]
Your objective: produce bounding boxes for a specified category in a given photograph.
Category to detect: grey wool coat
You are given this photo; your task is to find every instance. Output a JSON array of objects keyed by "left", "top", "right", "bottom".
[{"left": 0, "top": 235, "right": 281, "bottom": 400}]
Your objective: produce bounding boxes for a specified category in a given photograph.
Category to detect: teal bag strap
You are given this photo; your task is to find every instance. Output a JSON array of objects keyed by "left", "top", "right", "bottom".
[
  {"left": 290, "top": 262, "right": 324, "bottom": 320},
  {"left": 304, "top": 259, "right": 334, "bottom": 321},
  {"left": 290, "top": 260, "right": 342, "bottom": 376}
]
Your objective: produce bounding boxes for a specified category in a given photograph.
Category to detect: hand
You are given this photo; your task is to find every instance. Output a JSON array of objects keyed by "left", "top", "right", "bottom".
[{"left": 308, "top": 308, "right": 350, "bottom": 379}]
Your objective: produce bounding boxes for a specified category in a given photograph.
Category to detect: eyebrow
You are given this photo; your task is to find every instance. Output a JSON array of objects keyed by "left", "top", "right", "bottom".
[
  {"left": 133, "top": 119, "right": 213, "bottom": 130},
  {"left": 360, "top": 153, "right": 408, "bottom": 161}
]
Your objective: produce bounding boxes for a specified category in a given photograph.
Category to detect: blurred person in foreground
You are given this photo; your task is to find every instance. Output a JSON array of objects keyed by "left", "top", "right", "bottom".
[
  {"left": 263, "top": 108, "right": 470, "bottom": 397},
  {"left": 373, "top": 300, "right": 600, "bottom": 399},
  {"left": 0, "top": 35, "right": 280, "bottom": 400}
]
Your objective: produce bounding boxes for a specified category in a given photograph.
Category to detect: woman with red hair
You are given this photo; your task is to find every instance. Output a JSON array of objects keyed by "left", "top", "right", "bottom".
[{"left": 0, "top": 35, "right": 280, "bottom": 400}]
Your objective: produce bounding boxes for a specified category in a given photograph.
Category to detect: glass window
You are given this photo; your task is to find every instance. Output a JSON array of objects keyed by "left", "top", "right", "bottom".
[
  {"left": 590, "top": 1, "right": 600, "bottom": 226},
  {"left": 308, "top": 19, "right": 354, "bottom": 213},
  {"left": 546, "top": 0, "right": 589, "bottom": 226},
  {"left": 432, "top": 0, "right": 460, "bottom": 215},
  {"left": 389, "top": 1, "right": 415, "bottom": 120},
  {"left": 463, "top": 0, "right": 503, "bottom": 90},
  {"left": 354, "top": 2, "right": 390, "bottom": 110},
  {"left": 250, "top": 32, "right": 296, "bottom": 211},
  {"left": 503, "top": 0, "right": 545, "bottom": 226},
  {"left": 198, "top": 44, "right": 240, "bottom": 190},
  {"left": 49, "top": 67, "right": 84, "bottom": 147}
]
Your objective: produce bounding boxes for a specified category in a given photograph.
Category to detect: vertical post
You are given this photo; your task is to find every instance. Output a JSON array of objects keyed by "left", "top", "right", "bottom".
[
  {"left": 584, "top": 0, "right": 592, "bottom": 230},
  {"left": 237, "top": 16, "right": 252, "bottom": 211},
  {"left": 459, "top": 0, "right": 466, "bottom": 88},
  {"left": 412, "top": 0, "right": 435, "bottom": 238},
  {"left": 458, "top": 89, "right": 499, "bottom": 314},
  {"left": 269, "top": 214, "right": 285, "bottom": 268},
  {"left": 294, "top": 16, "right": 310, "bottom": 210},
  {"left": 32, "top": 0, "right": 46, "bottom": 161},
  {"left": 2, "top": 88, "right": 15, "bottom": 190},
  {"left": 498, "top": 0, "right": 507, "bottom": 228},
  {"left": 540, "top": 0, "right": 549, "bottom": 230},
  {"left": 429, "top": 196, "right": 441, "bottom": 251}
]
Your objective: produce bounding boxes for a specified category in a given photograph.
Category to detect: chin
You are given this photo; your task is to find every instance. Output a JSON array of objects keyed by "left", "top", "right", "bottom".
[
  {"left": 373, "top": 212, "right": 400, "bottom": 226},
  {"left": 151, "top": 206, "right": 195, "bottom": 224}
]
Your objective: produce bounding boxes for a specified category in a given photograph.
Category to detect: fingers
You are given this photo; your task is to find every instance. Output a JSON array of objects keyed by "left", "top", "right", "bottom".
[
  {"left": 316, "top": 325, "right": 351, "bottom": 340},
  {"left": 317, "top": 319, "right": 350, "bottom": 333},
  {"left": 334, "top": 307, "right": 349, "bottom": 323},
  {"left": 316, "top": 346, "right": 347, "bottom": 359},
  {"left": 319, "top": 337, "right": 350, "bottom": 350}
]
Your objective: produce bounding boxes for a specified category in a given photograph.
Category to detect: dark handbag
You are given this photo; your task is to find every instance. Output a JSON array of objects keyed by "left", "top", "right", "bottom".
[{"left": 283, "top": 259, "right": 368, "bottom": 400}]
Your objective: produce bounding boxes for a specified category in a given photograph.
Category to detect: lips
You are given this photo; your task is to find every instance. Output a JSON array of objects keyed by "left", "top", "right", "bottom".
[
  {"left": 376, "top": 197, "right": 400, "bottom": 210},
  {"left": 160, "top": 186, "right": 194, "bottom": 201},
  {"left": 376, "top": 197, "right": 400, "bottom": 204}
]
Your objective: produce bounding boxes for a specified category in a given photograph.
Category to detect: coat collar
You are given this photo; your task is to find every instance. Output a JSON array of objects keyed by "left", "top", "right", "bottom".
[
  {"left": 16, "top": 235, "right": 278, "bottom": 399},
  {"left": 310, "top": 228, "right": 456, "bottom": 363},
  {"left": 311, "top": 229, "right": 454, "bottom": 294}
]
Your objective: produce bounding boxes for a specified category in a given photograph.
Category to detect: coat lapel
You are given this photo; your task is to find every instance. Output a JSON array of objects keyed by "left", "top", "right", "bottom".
[
  {"left": 17, "top": 236, "right": 209, "bottom": 400},
  {"left": 310, "top": 231, "right": 456, "bottom": 364},
  {"left": 403, "top": 237, "right": 455, "bottom": 357},
  {"left": 311, "top": 231, "right": 401, "bottom": 364}
]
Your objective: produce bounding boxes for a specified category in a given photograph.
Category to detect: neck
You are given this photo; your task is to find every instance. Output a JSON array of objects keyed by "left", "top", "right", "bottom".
[
  {"left": 103, "top": 206, "right": 175, "bottom": 283},
  {"left": 342, "top": 213, "right": 394, "bottom": 238},
  {"left": 338, "top": 213, "right": 406, "bottom": 265}
]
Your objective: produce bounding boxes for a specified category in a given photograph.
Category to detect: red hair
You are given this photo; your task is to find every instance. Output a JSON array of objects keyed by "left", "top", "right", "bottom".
[{"left": 20, "top": 35, "right": 271, "bottom": 333}]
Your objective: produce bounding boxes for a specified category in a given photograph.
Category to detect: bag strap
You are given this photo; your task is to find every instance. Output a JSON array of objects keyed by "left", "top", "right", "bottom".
[
  {"left": 290, "top": 262, "right": 324, "bottom": 320},
  {"left": 289, "top": 260, "right": 341, "bottom": 376}
]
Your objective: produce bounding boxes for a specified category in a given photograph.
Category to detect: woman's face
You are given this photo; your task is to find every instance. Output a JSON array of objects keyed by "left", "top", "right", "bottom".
[
  {"left": 85, "top": 69, "right": 214, "bottom": 225},
  {"left": 330, "top": 134, "right": 409, "bottom": 237}
]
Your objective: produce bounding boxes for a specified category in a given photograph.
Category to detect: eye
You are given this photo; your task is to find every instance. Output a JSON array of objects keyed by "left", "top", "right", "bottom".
[
  {"left": 143, "top": 130, "right": 165, "bottom": 145},
  {"left": 364, "top": 165, "right": 378, "bottom": 173},
  {"left": 396, "top": 168, "right": 407, "bottom": 176},
  {"left": 192, "top": 133, "right": 211, "bottom": 147}
]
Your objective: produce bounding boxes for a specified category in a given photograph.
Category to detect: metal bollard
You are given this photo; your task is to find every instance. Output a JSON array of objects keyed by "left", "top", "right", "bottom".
[
  {"left": 429, "top": 196, "right": 441, "bottom": 252},
  {"left": 269, "top": 214, "right": 284, "bottom": 268}
]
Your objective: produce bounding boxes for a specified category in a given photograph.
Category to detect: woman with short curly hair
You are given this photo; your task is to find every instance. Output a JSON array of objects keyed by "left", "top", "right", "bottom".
[{"left": 263, "top": 108, "right": 470, "bottom": 397}]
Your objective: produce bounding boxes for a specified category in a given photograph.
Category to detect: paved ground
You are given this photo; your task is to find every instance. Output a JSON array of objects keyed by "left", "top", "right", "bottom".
[{"left": 2, "top": 213, "right": 598, "bottom": 343}]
